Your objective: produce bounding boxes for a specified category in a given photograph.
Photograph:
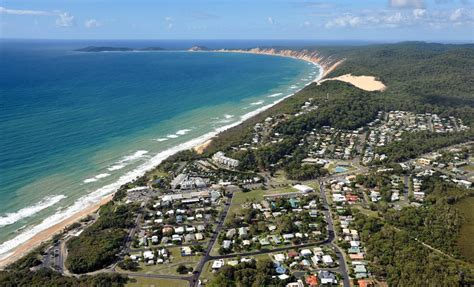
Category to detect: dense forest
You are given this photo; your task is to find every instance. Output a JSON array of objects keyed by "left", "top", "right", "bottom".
[
  {"left": 352, "top": 177, "right": 474, "bottom": 286},
  {"left": 65, "top": 202, "right": 138, "bottom": 274}
]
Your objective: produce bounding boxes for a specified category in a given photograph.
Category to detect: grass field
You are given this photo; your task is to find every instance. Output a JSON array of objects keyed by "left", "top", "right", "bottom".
[
  {"left": 126, "top": 277, "right": 188, "bottom": 287},
  {"left": 455, "top": 196, "right": 474, "bottom": 263},
  {"left": 225, "top": 186, "right": 300, "bottom": 224},
  {"left": 118, "top": 246, "right": 201, "bottom": 276}
]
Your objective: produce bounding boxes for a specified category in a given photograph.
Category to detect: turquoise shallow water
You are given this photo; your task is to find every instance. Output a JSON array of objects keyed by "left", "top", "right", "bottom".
[{"left": 0, "top": 40, "right": 320, "bottom": 256}]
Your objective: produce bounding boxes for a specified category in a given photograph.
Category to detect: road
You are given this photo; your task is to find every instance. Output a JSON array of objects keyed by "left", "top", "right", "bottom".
[
  {"left": 318, "top": 181, "right": 351, "bottom": 287},
  {"left": 190, "top": 192, "right": 234, "bottom": 287}
]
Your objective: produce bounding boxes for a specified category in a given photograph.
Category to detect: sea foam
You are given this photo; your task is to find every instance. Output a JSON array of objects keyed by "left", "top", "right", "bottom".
[
  {"left": 0, "top": 195, "right": 66, "bottom": 228},
  {"left": 175, "top": 129, "right": 191, "bottom": 135},
  {"left": 250, "top": 100, "right": 264, "bottom": 106},
  {"left": 267, "top": 93, "right": 283, "bottom": 98}
]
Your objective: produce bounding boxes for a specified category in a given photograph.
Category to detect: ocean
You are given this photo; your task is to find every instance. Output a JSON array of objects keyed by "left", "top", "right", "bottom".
[{"left": 0, "top": 39, "right": 321, "bottom": 258}]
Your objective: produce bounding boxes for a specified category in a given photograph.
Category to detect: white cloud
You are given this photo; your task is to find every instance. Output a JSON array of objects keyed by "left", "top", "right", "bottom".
[
  {"left": 0, "top": 6, "right": 50, "bottom": 15},
  {"left": 390, "top": 0, "right": 425, "bottom": 8},
  {"left": 413, "top": 8, "right": 426, "bottom": 19},
  {"left": 84, "top": 19, "right": 101, "bottom": 28},
  {"left": 56, "top": 12, "right": 74, "bottom": 27},
  {"left": 1, "top": 6, "right": 75, "bottom": 28},
  {"left": 449, "top": 8, "right": 463, "bottom": 21},
  {"left": 325, "top": 15, "right": 361, "bottom": 28},
  {"left": 267, "top": 16, "right": 275, "bottom": 25}
]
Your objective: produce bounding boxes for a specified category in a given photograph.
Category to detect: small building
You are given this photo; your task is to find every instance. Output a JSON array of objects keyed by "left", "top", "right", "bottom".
[
  {"left": 181, "top": 246, "right": 192, "bottom": 256},
  {"left": 212, "top": 259, "right": 224, "bottom": 270}
]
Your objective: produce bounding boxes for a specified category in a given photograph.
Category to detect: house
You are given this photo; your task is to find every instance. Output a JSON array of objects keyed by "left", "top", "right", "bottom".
[
  {"left": 162, "top": 226, "right": 174, "bottom": 235},
  {"left": 286, "top": 279, "right": 305, "bottom": 287},
  {"left": 274, "top": 253, "right": 286, "bottom": 262},
  {"left": 181, "top": 246, "right": 192, "bottom": 256},
  {"left": 283, "top": 234, "right": 295, "bottom": 242},
  {"left": 175, "top": 226, "right": 185, "bottom": 234},
  {"left": 300, "top": 249, "right": 312, "bottom": 257},
  {"left": 238, "top": 227, "right": 248, "bottom": 238},
  {"left": 197, "top": 224, "right": 206, "bottom": 232},
  {"left": 370, "top": 191, "right": 381, "bottom": 202},
  {"left": 259, "top": 238, "right": 271, "bottom": 246},
  {"left": 318, "top": 270, "right": 337, "bottom": 285},
  {"left": 293, "top": 184, "right": 314, "bottom": 193},
  {"left": 195, "top": 233, "right": 204, "bottom": 241},
  {"left": 184, "top": 234, "right": 195, "bottom": 243},
  {"left": 322, "top": 255, "right": 334, "bottom": 265},
  {"left": 309, "top": 210, "right": 318, "bottom": 218},
  {"left": 212, "top": 259, "right": 224, "bottom": 270},
  {"left": 242, "top": 240, "right": 251, "bottom": 246},
  {"left": 143, "top": 250, "right": 155, "bottom": 260},
  {"left": 222, "top": 240, "right": 232, "bottom": 249},
  {"left": 355, "top": 264, "right": 367, "bottom": 274},
  {"left": 171, "top": 234, "right": 182, "bottom": 242},
  {"left": 332, "top": 194, "right": 346, "bottom": 203},
  {"left": 305, "top": 275, "right": 318, "bottom": 287},
  {"left": 278, "top": 274, "right": 290, "bottom": 280},
  {"left": 287, "top": 251, "right": 299, "bottom": 258}
]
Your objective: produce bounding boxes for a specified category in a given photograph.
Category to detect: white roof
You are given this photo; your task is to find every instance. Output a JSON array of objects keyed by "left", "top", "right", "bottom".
[
  {"left": 143, "top": 250, "right": 154, "bottom": 260},
  {"left": 212, "top": 259, "right": 224, "bottom": 269}
]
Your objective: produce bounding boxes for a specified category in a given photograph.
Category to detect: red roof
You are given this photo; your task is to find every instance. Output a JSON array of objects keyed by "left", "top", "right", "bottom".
[
  {"left": 306, "top": 275, "right": 318, "bottom": 286},
  {"left": 287, "top": 251, "right": 298, "bottom": 257}
]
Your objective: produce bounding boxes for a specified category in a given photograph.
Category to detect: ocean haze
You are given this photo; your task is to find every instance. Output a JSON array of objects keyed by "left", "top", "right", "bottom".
[{"left": 0, "top": 39, "right": 320, "bottom": 256}]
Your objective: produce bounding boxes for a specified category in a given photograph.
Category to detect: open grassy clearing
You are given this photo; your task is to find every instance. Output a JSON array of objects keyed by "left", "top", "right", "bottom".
[
  {"left": 126, "top": 276, "right": 188, "bottom": 287},
  {"left": 118, "top": 246, "right": 201, "bottom": 276}
]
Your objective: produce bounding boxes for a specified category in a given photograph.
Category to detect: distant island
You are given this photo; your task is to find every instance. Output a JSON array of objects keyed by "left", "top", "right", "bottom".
[
  {"left": 75, "top": 46, "right": 166, "bottom": 52},
  {"left": 188, "top": 45, "right": 210, "bottom": 51}
]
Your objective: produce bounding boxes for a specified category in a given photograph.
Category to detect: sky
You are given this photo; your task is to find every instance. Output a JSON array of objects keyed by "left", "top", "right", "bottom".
[{"left": 1, "top": 0, "right": 473, "bottom": 42}]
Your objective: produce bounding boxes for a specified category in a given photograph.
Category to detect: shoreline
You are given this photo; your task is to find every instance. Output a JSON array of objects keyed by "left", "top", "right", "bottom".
[
  {"left": 0, "top": 49, "right": 328, "bottom": 269},
  {"left": 0, "top": 195, "right": 113, "bottom": 268}
]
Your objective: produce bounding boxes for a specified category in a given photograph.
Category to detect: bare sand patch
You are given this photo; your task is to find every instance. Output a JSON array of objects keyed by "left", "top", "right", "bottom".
[
  {"left": 194, "top": 139, "right": 213, "bottom": 154},
  {"left": 320, "top": 74, "right": 386, "bottom": 92}
]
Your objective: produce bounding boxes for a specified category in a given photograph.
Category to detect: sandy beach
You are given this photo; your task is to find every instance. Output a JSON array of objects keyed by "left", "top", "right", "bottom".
[
  {"left": 319, "top": 73, "right": 386, "bottom": 92},
  {"left": 0, "top": 195, "right": 113, "bottom": 269}
]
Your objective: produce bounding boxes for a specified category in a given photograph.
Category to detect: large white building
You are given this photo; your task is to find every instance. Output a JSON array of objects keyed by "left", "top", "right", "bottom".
[{"left": 212, "top": 151, "right": 239, "bottom": 168}]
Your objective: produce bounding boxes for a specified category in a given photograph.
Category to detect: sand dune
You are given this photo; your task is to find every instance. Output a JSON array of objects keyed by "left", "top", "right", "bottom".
[{"left": 319, "top": 74, "right": 386, "bottom": 92}]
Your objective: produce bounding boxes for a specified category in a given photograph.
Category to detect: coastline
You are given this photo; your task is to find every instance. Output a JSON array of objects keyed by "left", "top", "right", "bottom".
[
  {"left": 0, "top": 49, "right": 328, "bottom": 269},
  {"left": 0, "top": 195, "right": 113, "bottom": 268}
]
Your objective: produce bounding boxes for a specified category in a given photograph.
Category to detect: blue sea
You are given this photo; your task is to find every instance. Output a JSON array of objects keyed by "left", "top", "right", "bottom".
[{"left": 0, "top": 39, "right": 321, "bottom": 257}]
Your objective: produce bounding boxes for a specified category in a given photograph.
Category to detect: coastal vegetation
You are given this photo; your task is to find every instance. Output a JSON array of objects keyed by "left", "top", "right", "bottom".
[
  {"left": 65, "top": 202, "right": 138, "bottom": 274},
  {"left": 0, "top": 268, "right": 128, "bottom": 286}
]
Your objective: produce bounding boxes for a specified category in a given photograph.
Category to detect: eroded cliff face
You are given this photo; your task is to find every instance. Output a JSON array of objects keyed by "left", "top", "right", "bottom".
[{"left": 214, "top": 48, "right": 345, "bottom": 79}]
